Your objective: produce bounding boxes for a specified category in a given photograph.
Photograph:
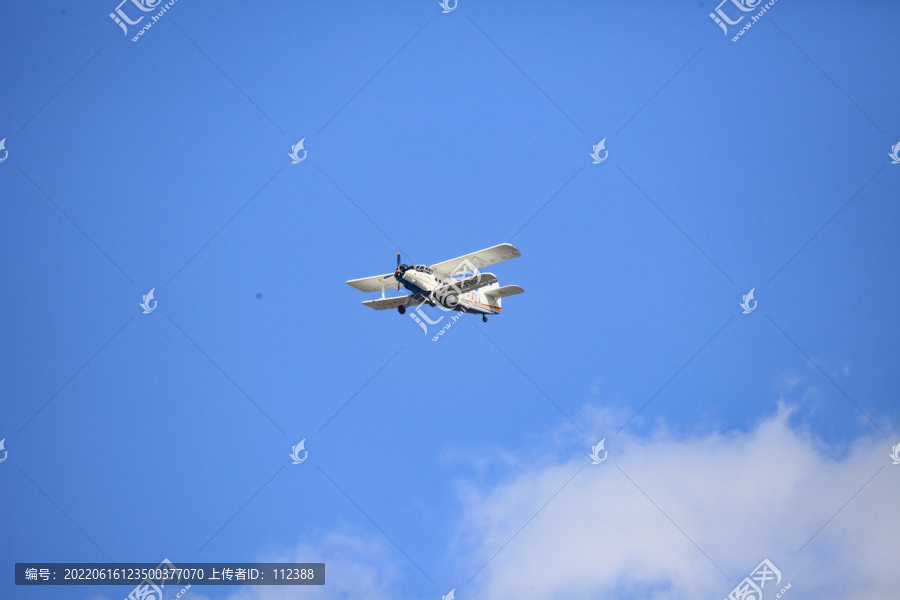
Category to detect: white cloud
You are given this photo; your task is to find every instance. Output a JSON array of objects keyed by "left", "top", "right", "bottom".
[
  {"left": 216, "top": 532, "right": 403, "bottom": 600},
  {"left": 84, "top": 406, "right": 898, "bottom": 600},
  {"left": 456, "top": 405, "right": 899, "bottom": 600}
]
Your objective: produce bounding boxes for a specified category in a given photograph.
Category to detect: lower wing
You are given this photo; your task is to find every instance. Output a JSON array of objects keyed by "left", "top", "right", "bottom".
[
  {"left": 361, "top": 296, "right": 413, "bottom": 310},
  {"left": 435, "top": 272, "right": 498, "bottom": 296}
]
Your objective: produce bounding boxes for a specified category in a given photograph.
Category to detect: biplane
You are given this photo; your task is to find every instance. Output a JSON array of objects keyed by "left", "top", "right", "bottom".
[{"left": 346, "top": 243, "right": 524, "bottom": 322}]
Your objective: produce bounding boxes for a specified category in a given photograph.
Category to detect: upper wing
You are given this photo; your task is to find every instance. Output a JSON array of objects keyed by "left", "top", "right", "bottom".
[
  {"left": 435, "top": 273, "right": 498, "bottom": 296},
  {"left": 346, "top": 273, "right": 400, "bottom": 293},
  {"left": 362, "top": 296, "right": 413, "bottom": 310},
  {"left": 429, "top": 243, "right": 521, "bottom": 278}
]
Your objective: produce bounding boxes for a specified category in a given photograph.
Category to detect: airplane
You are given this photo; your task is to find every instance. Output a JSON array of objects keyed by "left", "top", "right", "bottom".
[{"left": 346, "top": 243, "right": 524, "bottom": 322}]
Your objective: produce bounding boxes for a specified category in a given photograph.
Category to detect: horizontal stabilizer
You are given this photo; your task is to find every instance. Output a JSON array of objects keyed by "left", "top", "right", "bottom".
[{"left": 485, "top": 285, "right": 524, "bottom": 299}]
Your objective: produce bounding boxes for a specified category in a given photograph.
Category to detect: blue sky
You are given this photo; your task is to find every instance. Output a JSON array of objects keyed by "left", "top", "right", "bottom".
[{"left": 1, "top": 1, "right": 898, "bottom": 599}]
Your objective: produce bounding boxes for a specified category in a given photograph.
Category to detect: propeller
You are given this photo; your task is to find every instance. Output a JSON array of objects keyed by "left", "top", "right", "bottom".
[
  {"left": 393, "top": 253, "right": 407, "bottom": 290},
  {"left": 382, "top": 253, "right": 409, "bottom": 291}
]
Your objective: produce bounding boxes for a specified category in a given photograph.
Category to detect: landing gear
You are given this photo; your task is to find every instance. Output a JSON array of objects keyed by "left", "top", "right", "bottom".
[
  {"left": 482, "top": 315, "right": 488, "bottom": 323},
  {"left": 398, "top": 306, "right": 406, "bottom": 315}
]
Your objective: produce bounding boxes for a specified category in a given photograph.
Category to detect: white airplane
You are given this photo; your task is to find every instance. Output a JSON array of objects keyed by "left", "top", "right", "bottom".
[{"left": 347, "top": 243, "right": 524, "bottom": 322}]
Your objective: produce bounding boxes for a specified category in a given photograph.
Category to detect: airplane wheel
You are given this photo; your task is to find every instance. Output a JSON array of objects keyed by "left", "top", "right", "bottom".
[
  {"left": 483, "top": 315, "right": 488, "bottom": 323},
  {"left": 398, "top": 306, "right": 406, "bottom": 315}
]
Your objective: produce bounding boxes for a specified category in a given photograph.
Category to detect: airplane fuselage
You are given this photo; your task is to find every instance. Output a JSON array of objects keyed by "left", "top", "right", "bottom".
[
  {"left": 346, "top": 244, "right": 524, "bottom": 319},
  {"left": 398, "top": 266, "right": 501, "bottom": 316}
]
